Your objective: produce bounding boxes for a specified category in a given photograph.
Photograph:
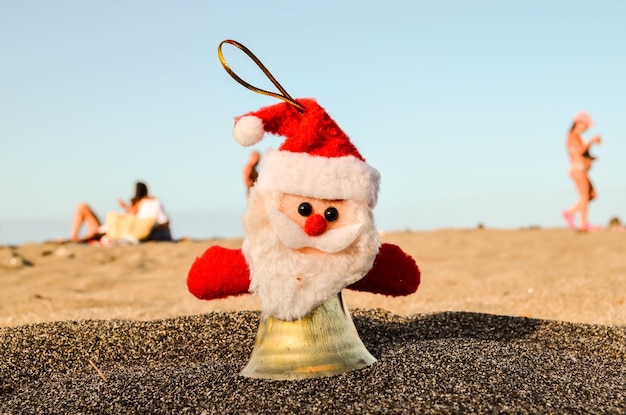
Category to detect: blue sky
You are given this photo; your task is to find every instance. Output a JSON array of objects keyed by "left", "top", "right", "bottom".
[{"left": 1, "top": 1, "right": 625, "bottom": 244}]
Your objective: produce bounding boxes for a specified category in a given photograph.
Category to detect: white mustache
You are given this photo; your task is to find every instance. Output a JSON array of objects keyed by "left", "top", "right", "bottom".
[{"left": 266, "top": 206, "right": 363, "bottom": 253}]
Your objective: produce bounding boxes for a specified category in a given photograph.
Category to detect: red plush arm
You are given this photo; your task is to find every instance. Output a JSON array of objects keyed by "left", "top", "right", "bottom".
[
  {"left": 347, "top": 243, "right": 420, "bottom": 296},
  {"left": 187, "top": 246, "right": 251, "bottom": 300}
]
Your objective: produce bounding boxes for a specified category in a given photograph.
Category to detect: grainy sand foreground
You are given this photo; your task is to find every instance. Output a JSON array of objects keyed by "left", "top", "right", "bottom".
[{"left": 0, "top": 229, "right": 625, "bottom": 413}]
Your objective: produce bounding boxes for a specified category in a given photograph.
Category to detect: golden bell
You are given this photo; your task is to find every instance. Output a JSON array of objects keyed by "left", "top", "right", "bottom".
[{"left": 240, "top": 291, "right": 376, "bottom": 380}]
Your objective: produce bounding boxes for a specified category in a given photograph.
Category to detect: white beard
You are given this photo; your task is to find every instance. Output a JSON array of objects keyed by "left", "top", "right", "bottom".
[{"left": 242, "top": 189, "right": 380, "bottom": 321}]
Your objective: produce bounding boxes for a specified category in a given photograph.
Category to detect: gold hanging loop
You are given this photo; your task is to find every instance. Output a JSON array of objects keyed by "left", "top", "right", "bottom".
[{"left": 218, "top": 39, "right": 305, "bottom": 112}]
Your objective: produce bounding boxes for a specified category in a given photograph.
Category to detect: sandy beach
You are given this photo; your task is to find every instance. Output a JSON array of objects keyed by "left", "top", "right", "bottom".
[
  {"left": 1, "top": 228, "right": 624, "bottom": 327},
  {"left": 1, "top": 228, "right": 625, "bottom": 413}
]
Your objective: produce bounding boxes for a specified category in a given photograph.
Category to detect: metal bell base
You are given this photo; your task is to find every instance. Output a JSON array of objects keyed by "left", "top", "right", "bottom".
[{"left": 240, "top": 292, "right": 376, "bottom": 380}]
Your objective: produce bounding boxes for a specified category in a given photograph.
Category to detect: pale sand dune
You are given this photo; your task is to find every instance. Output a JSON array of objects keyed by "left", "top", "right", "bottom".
[{"left": 1, "top": 228, "right": 624, "bottom": 327}]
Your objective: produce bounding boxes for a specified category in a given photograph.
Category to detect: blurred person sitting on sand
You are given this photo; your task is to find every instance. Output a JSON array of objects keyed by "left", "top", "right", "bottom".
[
  {"left": 562, "top": 111, "right": 602, "bottom": 231},
  {"left": 243, "top": 150, "right": 261, "bottom": 195},
  {"left": 70, "top": 181, "right": 172, "bottom": 243}
]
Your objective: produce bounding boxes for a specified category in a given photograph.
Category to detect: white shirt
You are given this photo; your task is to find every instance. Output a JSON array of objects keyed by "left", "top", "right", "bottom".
[{"left": 136, "top": 198, "right": 169, "bottom": 225}]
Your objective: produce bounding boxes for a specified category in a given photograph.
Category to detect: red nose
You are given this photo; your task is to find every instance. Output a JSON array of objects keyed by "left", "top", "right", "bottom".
[{"left": 304, "top": 214, "right": 326, "bottom": 236}]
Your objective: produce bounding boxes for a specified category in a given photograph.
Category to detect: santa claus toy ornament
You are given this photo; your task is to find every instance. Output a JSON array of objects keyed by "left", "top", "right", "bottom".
[{"left": 187, "top": 40, "right": 421, "bottom": 380}]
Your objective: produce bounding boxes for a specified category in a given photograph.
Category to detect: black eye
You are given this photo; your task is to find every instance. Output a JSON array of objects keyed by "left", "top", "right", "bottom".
[
  {"left": 298, "top": 202, "right": 312, "bottom": 217},
  {"left": 324, "top": 207, "right": 339, "bottom": 222}
]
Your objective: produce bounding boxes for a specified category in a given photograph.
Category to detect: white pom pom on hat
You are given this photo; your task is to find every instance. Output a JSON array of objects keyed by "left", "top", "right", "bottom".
[
  {"left": 232, "top": 98, "right": 380, "bottom": 207},
  {"left": 233, "top": 115, "right": 265, "bottom": 146}
]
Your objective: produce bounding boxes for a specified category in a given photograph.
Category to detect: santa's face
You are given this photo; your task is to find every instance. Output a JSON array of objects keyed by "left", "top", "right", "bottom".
[
  {"left": 242, "top": 189, "right": 380, "bottom": 321},
  {"left": 267, "top": 194, "right": 366, "bottom": 255}
]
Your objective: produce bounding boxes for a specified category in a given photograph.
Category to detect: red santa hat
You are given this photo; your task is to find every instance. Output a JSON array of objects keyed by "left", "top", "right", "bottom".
[{"left": 233, "top": 98, "right": 380, "bottom": 207}]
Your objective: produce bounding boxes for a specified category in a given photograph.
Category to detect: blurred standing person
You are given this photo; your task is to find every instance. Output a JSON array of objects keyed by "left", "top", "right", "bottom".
[
  {"left": 562, "top": 111, "right": 602, "bottom": 231},
  {"left": 243, "top": 150, "right": 261, "bottom": 195}
]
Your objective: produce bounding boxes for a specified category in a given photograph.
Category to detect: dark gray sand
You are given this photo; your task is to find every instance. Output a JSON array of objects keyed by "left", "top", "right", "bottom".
[{"left": 1, "top": 310, "right": 624, "bottom": 414}]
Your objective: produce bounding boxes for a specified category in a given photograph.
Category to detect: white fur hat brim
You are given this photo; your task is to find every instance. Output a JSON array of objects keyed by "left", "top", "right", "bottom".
[{"left": 255, "top": 149, "right": 380, "bottom": 207}]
